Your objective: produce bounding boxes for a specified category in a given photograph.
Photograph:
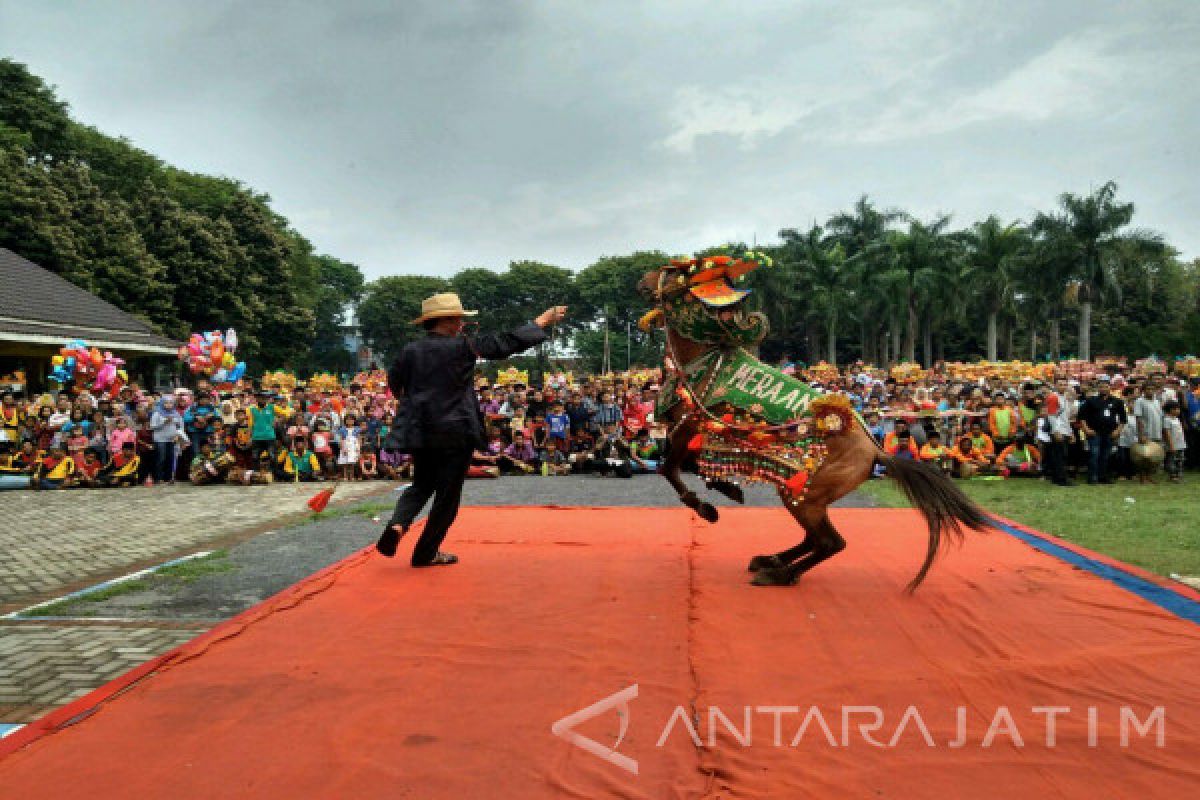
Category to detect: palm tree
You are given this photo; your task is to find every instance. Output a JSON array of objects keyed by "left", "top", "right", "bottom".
[
  {"left": 1032, "top": 182, "right": 1163, "bottom": 361},
  {"left": 964, "top": 216, "right": 1031, "bottom": 360},
  {"left": 798, "top": 227, "right": 852, "bottom": 364},
  {"left": 827, "top": 196, "right": 904, "bottom": 364},
  {"left": 877, "top": 216, "right": 955, "bottom": 364}
]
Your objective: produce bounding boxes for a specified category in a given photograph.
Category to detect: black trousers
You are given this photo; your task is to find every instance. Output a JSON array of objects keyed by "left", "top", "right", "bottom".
[
  {"left": 388, "top": 447, "right": 473, "bottom": 566},
  {"left": 1044, "top": 438, "right": 1068, "bottom": 484}
]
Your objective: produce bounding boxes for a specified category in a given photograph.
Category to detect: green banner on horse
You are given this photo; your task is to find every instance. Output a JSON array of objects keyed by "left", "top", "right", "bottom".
[{"left": 658, "top": 347, "right": 823, "bottom": 425}]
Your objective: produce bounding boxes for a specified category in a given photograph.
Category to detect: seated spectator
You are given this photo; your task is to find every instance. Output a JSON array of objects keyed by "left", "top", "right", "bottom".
[
  {"left": 359, "top": 446, "right": 379, "bottom": 480},
  {"left": 953, "top": 437, "right": 991, "bottom": 477},
  {"left": 586, "top": 423, "right": 633, "bottom": 478},
  {"left": 190, "top": 441, "right": 232, "bottom": 485},
  {"left": 501, "top": 430, "right": 539, "bottom": 474},
  {"left": 33, "top": 444, "right": 75, "bottom": 490},
  {"left": 278, "top": 438, "right": 322, "bottom": 482},
  {"left": 540, "top": 439, "right": 572, "bottom": 476},
  {"left": 965, "top": 422, "right": 997, "bottom": 464},
  {"left": 919, "top": 431, "right": 953, "bottom": 474},
  {"left": 98, "top": 441, "right": 141, "bottom": 487},
  {"left": 998, "top": 434, "right": 1041, "bottom": 476},
  {"left": 72, "top": 449, "right": 106, "bottom": 487},
  {"left": 883, "top": 421, "right": 920, "bottom": 460},
  {"left": 629, "top": 428, "right": 660, "bottom": 474}
]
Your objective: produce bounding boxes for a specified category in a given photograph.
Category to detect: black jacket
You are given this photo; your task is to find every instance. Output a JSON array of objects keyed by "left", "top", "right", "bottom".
[
  {"left": 385, "top": 324, "right": 547, "bottom": 452},
  {"left": 1077, "top": 393, "right": 1127, "bottom": 436}
]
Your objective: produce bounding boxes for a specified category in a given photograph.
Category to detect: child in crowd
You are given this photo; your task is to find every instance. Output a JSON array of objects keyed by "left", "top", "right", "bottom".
[
  {"left": 546, "top": 401, "right": 571, "bottom": 453},
  {"left": 98, "top": 441, "right": 141, "bottom": 488},
  {"left": 108, "top": 416, "right": 135, "bottom": 458},
  {"left": 310, "top": 419, "right": 335, "bottom": 477},
  {"left": 359, "top": 446, "right": 379, "bottom": 480},
  {"left": 278, "top": 437, "right": 322, "bottom": 482},
  {"left": 1163, "top": 401, "right": 1187, "bottom": 482},
  {"left": 33, "top": 444, "right": 75, "bottom": 490},
  {"left": 337, "top": 414, "right": 361, "bottom": 481},
  {"left": 629, "top": 428, "right": 659, "bottom": 474},
  {"left": 540, "top": 439, "right": 571, "bottom": 476},
  {"left": 72, "top": 450, "right": 104, "bottom": 488},
  {"left": 64, "top": 420, "right": 89, "bottom": 463}
]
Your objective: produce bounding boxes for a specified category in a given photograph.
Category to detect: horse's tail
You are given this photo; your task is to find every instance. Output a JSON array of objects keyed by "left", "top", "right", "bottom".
[{"left": 876, "top": 454, "right": 993, "bottom": 592}]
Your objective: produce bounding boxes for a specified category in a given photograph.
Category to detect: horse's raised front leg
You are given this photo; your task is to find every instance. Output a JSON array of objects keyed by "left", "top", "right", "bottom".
[{"left": 661, "top": 426, "right": 719, "bottom": 523}]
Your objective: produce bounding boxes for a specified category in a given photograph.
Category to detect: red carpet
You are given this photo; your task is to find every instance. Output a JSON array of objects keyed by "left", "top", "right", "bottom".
[{"left": 2, "top": 507, "right": 1198, "bottom": 799}]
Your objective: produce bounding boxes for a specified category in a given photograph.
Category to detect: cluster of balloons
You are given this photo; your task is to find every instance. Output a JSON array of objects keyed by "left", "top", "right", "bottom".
[
  {"left": 179, "top": 329, "right": 246, "bottom": 382},
  {"left": 50, "top": 340, "right": 127, "bottom": 392}
]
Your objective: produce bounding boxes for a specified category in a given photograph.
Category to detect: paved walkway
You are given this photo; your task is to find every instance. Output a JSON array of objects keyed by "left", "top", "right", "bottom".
[
  {"left": 0, "top": 481, "right": 390, "bottom": 612},
  {"left": 0, "top": 480, "right": 394, "bottom": 724}
]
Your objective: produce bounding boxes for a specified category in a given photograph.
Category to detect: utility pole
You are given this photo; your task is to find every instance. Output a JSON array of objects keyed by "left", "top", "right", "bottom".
[{"left": 626, "top": 320, "right": 632, "bottom": 370}]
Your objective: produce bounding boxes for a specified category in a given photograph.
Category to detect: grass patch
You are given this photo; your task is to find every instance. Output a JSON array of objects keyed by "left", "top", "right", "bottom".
[
  {"left": 303, "top": 499, "right": 394, "bottom": 524},
  {"left": 155, "top": 550, "right": 234, "bottom": 581},
  {"left": 857, "top": 477, "right": 1200, "bottom": 577},
  {"left": 18, "top": 551, "right": 234, "bottom": 617},
  {"left": 21, "top": 578, "right": 151, "bottom": 616}
]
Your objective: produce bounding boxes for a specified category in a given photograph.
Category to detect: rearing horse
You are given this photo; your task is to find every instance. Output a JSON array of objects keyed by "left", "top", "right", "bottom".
[{"left": 638, "top": 254, "right": 990, "bottom": 590}]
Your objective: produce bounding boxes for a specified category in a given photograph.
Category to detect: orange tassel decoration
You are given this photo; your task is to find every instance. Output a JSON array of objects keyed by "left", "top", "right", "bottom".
[
  {"left": 307, "top": 486, "right": 336, "bottom": 513},
  {"left": 686, "top": 434, "right": 705, "bottom": 454}
]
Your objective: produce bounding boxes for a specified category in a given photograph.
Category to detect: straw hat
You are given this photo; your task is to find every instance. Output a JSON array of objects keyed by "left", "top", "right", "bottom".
[{"left": 412, "top": 292, "right": 478, "bottom": 324}]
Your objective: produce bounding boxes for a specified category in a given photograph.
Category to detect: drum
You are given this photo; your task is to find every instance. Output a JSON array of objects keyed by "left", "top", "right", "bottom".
[
  {"left": 1130, "top": 440, "right": 1165, "bottom": 475},
  {"left": 957, "top": 461, "right": 979, "bottom": 479}
]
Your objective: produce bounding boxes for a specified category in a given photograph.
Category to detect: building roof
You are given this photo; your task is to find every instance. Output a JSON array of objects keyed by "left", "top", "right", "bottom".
[{"left": 0, "top": 247, "right": 180, "bottom": 355}]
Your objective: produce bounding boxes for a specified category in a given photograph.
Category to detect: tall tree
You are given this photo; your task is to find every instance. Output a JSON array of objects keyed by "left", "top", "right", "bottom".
[
  {"left": 357, "top": 275, "right": 451, "bottom": 363},
  {"left": 1033, "top": 182, "right": 1163, "bottom": 361},
  {"left": 964, "top": 217, "right": 1030, "bottom": 361}
]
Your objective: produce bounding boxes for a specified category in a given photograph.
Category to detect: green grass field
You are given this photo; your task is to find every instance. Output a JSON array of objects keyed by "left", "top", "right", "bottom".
[{"left": 856, "top": 477, "right": 1200, "bottom": 578}]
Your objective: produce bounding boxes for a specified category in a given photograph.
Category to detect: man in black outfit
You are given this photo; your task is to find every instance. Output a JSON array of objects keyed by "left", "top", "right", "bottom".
[
  {"left": 1076, "top": 376, "right": 1127, "bottom": 485},
  {"left": 376, "top": 292, "right": 567, "bottom": 566}
]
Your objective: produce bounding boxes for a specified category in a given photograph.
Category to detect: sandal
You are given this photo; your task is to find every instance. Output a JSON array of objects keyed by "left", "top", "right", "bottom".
[{"left": 416, "top": 552, "right": 458, "bottom": 567}]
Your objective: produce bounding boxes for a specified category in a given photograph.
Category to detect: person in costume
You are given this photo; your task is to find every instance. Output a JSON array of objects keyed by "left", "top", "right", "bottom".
[
  {"left": 33, "top": 444, "right": 75, "bottom": 489},
  {"left": 98, "top": 442, "right": 141, "bottom": 487},
  {"left": 376, "top": 293, "right": 566, "bottom": 566}
]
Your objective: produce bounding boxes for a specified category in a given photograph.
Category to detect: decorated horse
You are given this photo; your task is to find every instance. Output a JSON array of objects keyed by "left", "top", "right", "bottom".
[{"left": 637, "top": 253, "right": 991, "bottom": 590}]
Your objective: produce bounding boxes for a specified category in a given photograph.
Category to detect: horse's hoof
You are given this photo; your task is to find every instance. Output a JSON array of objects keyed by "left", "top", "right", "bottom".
[
  {"left": 751, "top": 567, "right": 797, "bottom": 587},
  {"left": 697, "top": 503, "right": 719, "bottom": 523},
  {"left": 747, "top": 554, "right": 784, "bottom": 573}
]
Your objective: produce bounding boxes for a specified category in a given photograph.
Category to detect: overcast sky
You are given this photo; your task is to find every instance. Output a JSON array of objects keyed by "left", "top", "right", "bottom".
[{"left": 2, "top": 1, "right": 1197, "bottom": 278}]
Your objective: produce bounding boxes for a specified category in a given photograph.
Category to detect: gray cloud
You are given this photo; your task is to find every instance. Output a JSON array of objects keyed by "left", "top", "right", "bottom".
[{"left": 1, "top": 0, "right": 1196, "bottom": 277}]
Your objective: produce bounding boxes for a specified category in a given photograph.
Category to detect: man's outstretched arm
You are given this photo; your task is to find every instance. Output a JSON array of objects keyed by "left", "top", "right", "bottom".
[{"left": 471, "top": 306, "right": 568, "bottom": 361}]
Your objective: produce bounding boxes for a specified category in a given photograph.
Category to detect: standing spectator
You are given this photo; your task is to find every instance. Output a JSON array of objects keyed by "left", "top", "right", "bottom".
[
  {"left": 1113, "top": 388, "right": 1139, "bottom": 481},
  {"left": 150, "top": 395, "right": 185, "bottom": 484},
  {"left": 1133, "top": 381, "right": 1164, "bottom": 448},
  {"left": 545, "top": 400, "right": 571, "bottom": 452},
  {"left": 1041, "top": 379, "right": 1074, "bottom": 486},
  {"left": 1163, "top": 401, "right": 1186, "bottom": 483},
  {"left": 247, "top": 391, "right": 282, "bottom": 459},
  {"left": 1076, "top": 377, "right": 1126, "bottom": 485}
]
